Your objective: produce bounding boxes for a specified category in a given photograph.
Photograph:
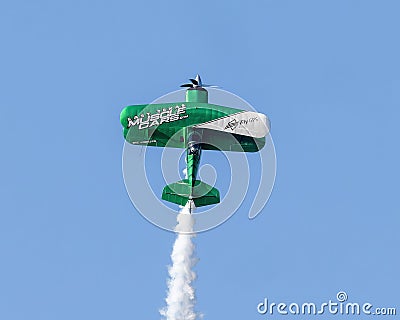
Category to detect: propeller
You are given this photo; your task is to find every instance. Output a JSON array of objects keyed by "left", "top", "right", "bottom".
[{"left": 180, "top": 74, "right": 218, "bottom": 88}]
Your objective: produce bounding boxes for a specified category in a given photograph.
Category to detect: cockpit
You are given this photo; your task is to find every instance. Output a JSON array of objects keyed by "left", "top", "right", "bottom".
[{"left": 188, "top": 143, "right": 201, "bottom": 155}]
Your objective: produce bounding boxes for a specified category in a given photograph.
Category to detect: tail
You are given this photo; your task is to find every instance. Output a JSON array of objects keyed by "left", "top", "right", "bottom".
[{"left": 162, "top": 179, "right": 220, "bottom": 208}]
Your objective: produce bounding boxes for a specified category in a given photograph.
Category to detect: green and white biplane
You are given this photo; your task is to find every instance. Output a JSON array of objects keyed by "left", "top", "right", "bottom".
[{"left": 120, "top": 75, "right": 270, "bottom": 210}]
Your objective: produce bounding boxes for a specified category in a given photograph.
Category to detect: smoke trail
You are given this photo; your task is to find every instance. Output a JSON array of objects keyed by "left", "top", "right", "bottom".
[{"left": 160, "top": 201, "right": 199, "bottom": 320}]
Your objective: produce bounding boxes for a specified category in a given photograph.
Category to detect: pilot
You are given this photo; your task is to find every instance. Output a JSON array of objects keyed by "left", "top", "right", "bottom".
[{"left": 189, "top": 144, "right": 199, "bottom": 155}]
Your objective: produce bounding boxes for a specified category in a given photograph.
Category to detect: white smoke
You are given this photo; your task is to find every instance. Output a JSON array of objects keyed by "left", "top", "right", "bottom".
[{"left": 160, "top": 201, "right": 200, "bottom": 320}]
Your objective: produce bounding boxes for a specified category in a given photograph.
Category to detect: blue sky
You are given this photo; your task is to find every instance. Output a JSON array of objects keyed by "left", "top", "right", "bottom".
[{"left": 0, "top": 0, "right": 399, "bottom": 319}]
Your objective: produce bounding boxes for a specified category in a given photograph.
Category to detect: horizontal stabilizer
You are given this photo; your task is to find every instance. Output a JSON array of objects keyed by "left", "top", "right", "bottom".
[{"left": 162, "top": 179, "right": 220, "bottom": 207}]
